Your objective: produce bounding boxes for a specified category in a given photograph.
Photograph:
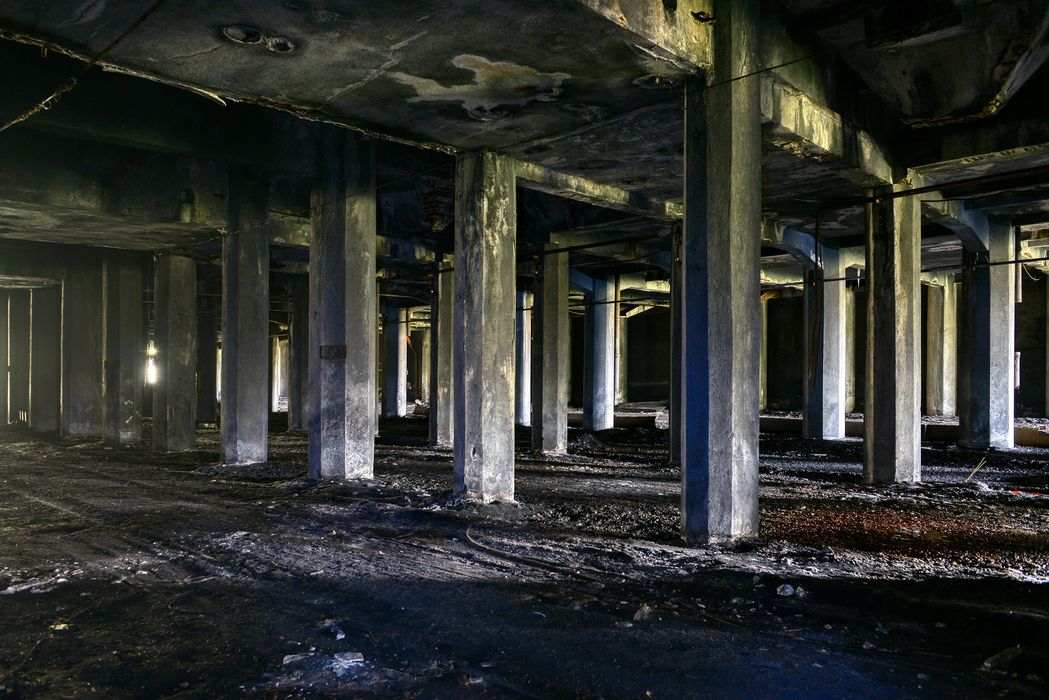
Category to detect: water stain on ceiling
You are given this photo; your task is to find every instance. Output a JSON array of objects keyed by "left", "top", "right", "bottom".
[{"left": 387, "top": 54, "right": 571, "bottom": 121}]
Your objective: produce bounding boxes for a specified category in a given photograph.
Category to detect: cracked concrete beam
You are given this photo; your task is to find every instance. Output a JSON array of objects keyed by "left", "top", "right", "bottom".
[
  {"left": 911, "top": 171, "right": 991, "bottom": 253},
  {"left": 760, "top": 75, "right": 893, "bottom": 187}
]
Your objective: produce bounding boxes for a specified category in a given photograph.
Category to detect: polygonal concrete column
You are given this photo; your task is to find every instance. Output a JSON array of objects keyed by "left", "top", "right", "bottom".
[
  {"left": 30, "top": 286, "right": 61, "bottom": 433},
  {"left": 104, "top": 254, "right": 145, "bottom": 444},
  {"left": 196, "top": 279, "right": 218, "bottom": 424},
  {"left": 959, "top": 221, "right": 1015, "bottom": 448},
  {"left": 308, "top": 129, "right": 376, "bottom": 480},
  {"left": 221, "top": 169, "right": 271, "bottom": 465},
  {"left": 417, "top": 327, "right": 431, "bottom": 404},
  {"left": 515, "top": 290, "right": 533, "bottom": 427},
  {"left": 670, "top": 231, "right": 682, "bottom": 465},
  {"left": 864, "top": 188, "right": 921, "bottom": 483},
  {"left": 616, "top": 302, "right": 628, "bottom": 405},
  {"left": 453, "top": 151, "right": 516, "bottom": 501},
  {"left": 583, "top": 277, "right": 615, "bottom": 431},
  {"left": 803, "top": 247, "right": 847, "bottom": 439},
  {"left": 759, "top": 295, "right": 768, "bottom": 412},
  {"left": 680, "top": 0, "right": 762, "bottom": 543},
  {"left": 429, "top": 263, "right": 454, "bottom": 446},
  {"left": 382, "top": 304, "right": 407, "bottom": 418},
  {"left": 153, "top": 255, "right": 197, "bottom": 451},
  {"left": 925, "top": 278, "right": 957, "bottom": 416},
  {"left": 530, "top": 247, "right": 569, "bottom": 454},
  {"left": 288, "top": 277, "right": 309, "bottom": 431}
]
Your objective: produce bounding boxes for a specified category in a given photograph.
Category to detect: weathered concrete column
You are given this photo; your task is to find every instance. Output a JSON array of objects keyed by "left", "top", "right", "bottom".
[
  {"left": 220, "top": 169, "right": 271, "bottom": 465},
  {"left": 428, "top": 264, "right": 454, "bottom": 446},
  {"left": 382, "top": 305, "right": 407, "bottom": 418},
  {"left": 453, "top": 151, "right": 516, "bottom": 501},
  {"left": 0, "top": 290, "right": 7, "bottom": 424},
  {"left": 864, "top": 188, "right": 922, "bottom": 483},
  {"left": 844, "top": 287, "right": 856, "bottom": 413},
  {"left": 583, "top": 277, "right": 615, "bottom": 431},
  {"left": 103, "top": 254, "right": 144, "bottom": 444},
  {"left": 308, "top": 129, "right": 377, "bottom": 479},
  {"left": 530, "top": 247, "right": 569, "bottom": 454},
  {"left": 759, "top": 295, "right": 768, "bottom": 412},
  {"left": 288, "top": 277, "right": 309, "bottom": 431},
  {"left": 153, "top": 255, "right": 197, "bottom": 451},
  {"left": 925, "top": 278, "right": 958, "bottom": 416},
  {"left": 29, "top": 286, "right": 61, "bottom": 433},
  {"left": 7, "top": 290, "right": 30, "bottom": 423},
  {"left": 959, "top": 222, "right": 1015, "bottom": 448},
  {"left": 417, "top": 327, "right": 431, "bottom": 404},
  {"left": 680, "top": 0, "right": 762, "bottom": 542},
  {"left": 670, "top": 232, "right": 682, "bottom": 464},
  {"left": 616, "top": 298, "right": 628, "bottom": 405},
  {"left": 515, "top": 290, "right": 533, "bottom": 427},
  {"left": 62, "top": 256, "right": 104, "bottom": 437},
  {"left": 195, "top": 279, "right": 218, "bottom": 424},
  {"left": 803, "top": 247, "right": 847, "bottom": 439}
]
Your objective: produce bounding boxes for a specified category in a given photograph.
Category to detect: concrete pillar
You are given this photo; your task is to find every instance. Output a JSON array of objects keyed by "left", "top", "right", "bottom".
[
  {"left": 417, "top": 327, "right": 432, "bottom": 404},
  {"left": 195, "top": 281, "right": 218, "bottom": 424},
  {"left": 583, "top": 277, "right": 615, "bottom": 431},
  {"left": 680, "top": 0, "right": 762, "bottom": 543},
  {"left": 62, "top": 257, "right": 104, "bottom": 436},
  {"left": 925, "top": 279, "right": 958, "bottom": 416},
  {"left": 7, "top": 290, "right": 30, "bottom": 423},
  {"left": 616, "top": 294, "right": 628, "bottom": 405},
  {"left": 803, "top": 248, "right": 847, "bottom": 439},
  {"left": 515, "top": 290, "right": 533, "bottom": 427},
  {"left": 29, "top": 286, "right": 61, "bottom": 433},
  {"left": 288, "top": 277, "right": 308, "bottom": 430},
  {"left": 153, "top": 255, "right": 197, "bottom": 451},
  {"left": 429, "top": 264, "right": 454, "bottom": 446},
  {"left": 382, "top": 305, "right": 407, "bottom": 418},
  {"left": 308, "top": 129, "right": 376, "bottom": 480},
  {"left": 670, "top": 231, "right": 682, "bottom": 464},
  {"left": 959, "top": 222, "right": 1015, "bottom": 448},
  {"left": 103, "top": 254, "right": 144, "bottom": 444},
  {"left": 453, "top": 151, "right": 516, "bottom": 501},
  {"left": 844, "top": 288, "right": 856, "bottom": 413},
  {"left": 0, "top": 290, "right": 7, "bottom": 424},
  {"left": 220, "top": 170, "right": 270, "bottom": 464},
  {"left": 530, "top": 247, "right": 569, "bottom": 454},
  {"left": 759, "top": 296, "right": 768, "bottom": 412},
  {"left": 864, "top": 189, "right": 922, "bottom": 483}
]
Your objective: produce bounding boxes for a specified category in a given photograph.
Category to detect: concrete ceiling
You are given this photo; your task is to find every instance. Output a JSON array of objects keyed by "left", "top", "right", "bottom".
[{"left": 1, "top": 0, "right": 1049, "bottom": 283}]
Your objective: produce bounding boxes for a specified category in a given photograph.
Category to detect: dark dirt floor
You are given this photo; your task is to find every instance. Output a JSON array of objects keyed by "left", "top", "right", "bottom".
[{"left": 0, "top": 418, "right": 1047, "bottom": 698}]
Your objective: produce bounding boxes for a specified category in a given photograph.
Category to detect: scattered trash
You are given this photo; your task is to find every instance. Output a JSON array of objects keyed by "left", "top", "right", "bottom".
[
  {"left": 49, "top": 622, "right": 70, "bottom": 631},
  {"left": 615, "top": 621, "right": 633, "bottom": 629},
  {"left": 981, "top": 644, "right": 1022, "bottom": 671},
  {"left": 282, "top": 654, "right": 309, "bottom": 666},
  {"left": 633, "top": 604, "right": 654, "bottom": 622},
  {"left": 320, "top": 619, "right": 346, "bottom": 640},
  {"left": 776, "top": 584, "right": 795, "bottom": 597},
  {"left": 329, "top": 651, "right": 366, "bottom": 677}
]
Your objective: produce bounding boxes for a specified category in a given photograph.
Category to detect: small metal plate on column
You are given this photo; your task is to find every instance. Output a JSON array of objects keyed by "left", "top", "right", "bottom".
[{"left": 320, "top": 344, "right": 347, "bottom": 359}]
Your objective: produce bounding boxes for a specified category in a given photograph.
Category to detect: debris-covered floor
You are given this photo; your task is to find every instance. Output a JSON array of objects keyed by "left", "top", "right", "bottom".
[{"left": 0, "top": 420, "right": 1047, "bottom": 698}]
